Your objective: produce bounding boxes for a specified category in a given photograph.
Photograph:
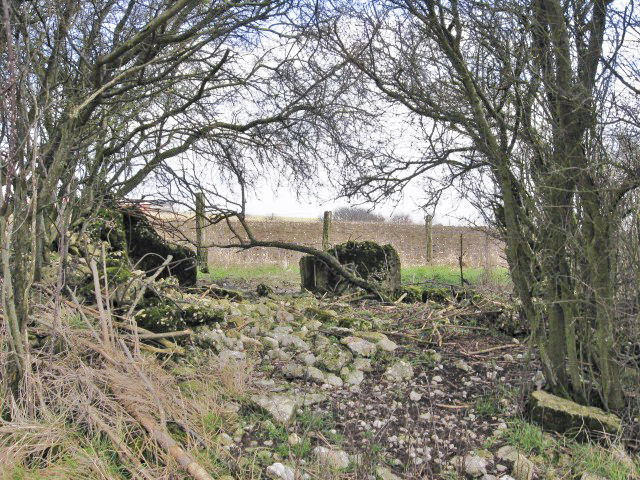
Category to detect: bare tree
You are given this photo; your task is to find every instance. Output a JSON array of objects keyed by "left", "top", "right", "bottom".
[
  {"left": 0, "top": 0, "right": 350, "bottom": 389},
  {"left": 314, "top": 0, "right": 640, "bottom": 409},
  {"left": 389, "top": 212, "right": 414, "bottom": 224}
]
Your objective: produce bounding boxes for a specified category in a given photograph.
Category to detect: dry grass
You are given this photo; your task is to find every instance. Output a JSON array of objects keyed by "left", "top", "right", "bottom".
[{"left": 0, "top": 293, "right": 259, "bottom": 480}]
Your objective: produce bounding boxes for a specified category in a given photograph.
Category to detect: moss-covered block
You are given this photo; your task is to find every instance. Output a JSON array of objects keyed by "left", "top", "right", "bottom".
[
  {"left": 529, "top": 390, "right": 621, "bottom": 438},
  {"left": 134, "top": 303, "right": 184, "bottom": 332},
  {"left": 300, "top": 241, "right": 401, "bottom": 297},
  {"left": 85, "top": 207, "right": 128, "bottom": 253}
]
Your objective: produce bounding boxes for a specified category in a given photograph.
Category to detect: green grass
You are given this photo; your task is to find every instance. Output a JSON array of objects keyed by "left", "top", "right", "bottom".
[
  {"left": 568, "top": 442, "right": 639, "bottom": 480},
  {"left": 473, "top": 395, "right": 507, "bottom": 417},
  {"left": 503, "top": 418, "right": 553, "bottom": 456},
  {"left": 199, "top": 265, "right": 300, "bottom": 284},
  {"left": 402, "top": 265, "right": 510, "bottom": 286},
  {"left": 500, "top": 419, "right": 639, "bottom": 480},
  {"left": 199, "top": 264, "right": 511, "bottom": 288}
]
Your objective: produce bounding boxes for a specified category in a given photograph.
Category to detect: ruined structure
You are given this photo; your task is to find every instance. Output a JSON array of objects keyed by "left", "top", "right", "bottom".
[
  {"left": 300, "top": 241, "right": 401, "bottom": 297},
  {"left": 122, "top": 207, "right": 197, "bottom": 286}
]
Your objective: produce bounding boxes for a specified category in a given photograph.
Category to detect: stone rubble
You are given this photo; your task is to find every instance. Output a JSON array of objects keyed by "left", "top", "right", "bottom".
[{"left": 156, "top": 287, "right": 628, "bottom": 480}]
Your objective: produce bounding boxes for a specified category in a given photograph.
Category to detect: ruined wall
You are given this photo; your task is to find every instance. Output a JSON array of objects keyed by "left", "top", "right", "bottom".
[{"left": 163, "top": 216, "right": 506, "bottom": 268}]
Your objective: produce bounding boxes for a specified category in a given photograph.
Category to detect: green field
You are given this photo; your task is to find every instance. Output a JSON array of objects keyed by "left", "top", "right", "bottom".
[
  {"left": 402, "top": 265, "right": 511, "bottom": 286},
  {"left": 200, "top": 264, "right": 511, "bottom": 287},
  {"left": 201, "top": 265, "right": 301, "bottom": 284}
]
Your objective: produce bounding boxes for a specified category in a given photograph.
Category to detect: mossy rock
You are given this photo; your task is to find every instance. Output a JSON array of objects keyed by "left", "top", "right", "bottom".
[
  {"left": 181, "top": 303, "right": 226, "bottom": 325},
  {"left": 305, "top": 307, "right": 339, "bottom": 324},
  {"left": 529, "top": 390, "right": 621, "bottom": 439},
  {"left": 397, "top": 285, "right": 452, "bottom": 304},
  {"left": 398, "top": 285, "right": 425, "bottom": 303},
  {"left": 135, "top": 299, "right": 227, "bottom": 332},
  {"left": 338, "top": 316, "right": 373, "bottom": 330},
  {"left": 316, "top": 343, "right": 353, "bottom": 373},
  {"left": 300, "top": 241, "right": 401, "bottom": 297},
  {"left": 256, "top": 283, "right": 274, "bottom": 297},
  {"left": 422, "top": 286, "right": 452, "bottom": 303},
  {"left": 84, "top": 207, "right": 128, "bottom": 253},
  {"left": 135, "top": 303, "right": 184, "bottom": 332},
  {"left": 122, "top": 206, "right": 196, "bottom": 286}
]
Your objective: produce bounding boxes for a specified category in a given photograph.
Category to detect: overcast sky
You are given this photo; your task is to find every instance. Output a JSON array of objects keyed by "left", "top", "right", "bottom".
[{"left": 243, "top": 178, "right": 478, "bottom": 225}]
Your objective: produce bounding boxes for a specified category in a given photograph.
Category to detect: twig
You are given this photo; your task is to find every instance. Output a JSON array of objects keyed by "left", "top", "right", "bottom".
[
  {"left": 133, "top": 329, "right": 192, "bottom": 340},
  {"left": 138, "top": 344, "right": 183, "bottom": 355},
  {"left": 463, "top": 344, "right": 520, "bottom": 355},
  {"left": 65, "top": 287, "right": 102, "bottom": 343},
  {"left": 377, "top": 330, "right": 433, "bottom": 345},
  {"left": 89, "top": 258, "right": 110, "bottom": 346},
  {"left": 394, "top": 292, "right": 407, "bottom": 304},
  {"left": 435, "top": 403, "right": 471, "bottom": 409}
]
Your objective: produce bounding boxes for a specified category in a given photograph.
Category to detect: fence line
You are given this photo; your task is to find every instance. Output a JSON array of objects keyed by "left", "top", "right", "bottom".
[{"left": 165, "top": 214, "right": 506, "bottom": 269}]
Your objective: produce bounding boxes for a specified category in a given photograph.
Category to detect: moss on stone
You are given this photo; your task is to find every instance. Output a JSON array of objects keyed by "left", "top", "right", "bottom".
[
  {"left": 529, "top": 390, "right": 621, "bottom": 439},
  {"left": 300, "top": 241, "right": 401, "bottom": 297},
  {"left": 305, "top": 307, "right": 339, "bottom": 324},
  {"left": 85, "top": 207, "right": 128, "bottom": 254},
  {"left": 398, "top": 285, "right": 425, "bottom": 303},
  {"left": 338, "top": 316, "right": 373, "bottom": 330},
  {"left": 135, "top": 303, "right": 184, "bottom": 332},
  {"left": 181, "top": 303, "right": 226, "bottom": 325},
  {"left": 397, "top": 285, "right": 452, "bottom": 304},
  {"left": 422, "top": 286, "right": 452, "bottom": 303}
]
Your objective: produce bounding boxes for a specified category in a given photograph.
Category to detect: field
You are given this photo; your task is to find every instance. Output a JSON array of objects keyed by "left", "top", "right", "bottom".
[
  {"left": 156, "top": 214, "right": 507, "bottom": 270},
  {"left": 201, "top": 264, "right": 512, "bottom": 290}
]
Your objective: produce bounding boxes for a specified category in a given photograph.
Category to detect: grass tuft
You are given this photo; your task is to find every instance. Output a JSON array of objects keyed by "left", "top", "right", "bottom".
[
  {"left": 502, "top": 418, "right": 552, "bottom": 456},
  {"left": 567, "top": 443, "right": 639, "bottom": 480}
]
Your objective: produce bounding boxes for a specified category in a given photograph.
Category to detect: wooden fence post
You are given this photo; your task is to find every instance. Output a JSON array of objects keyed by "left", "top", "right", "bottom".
[
  {"left": 458, "top": 233, "right": 465, "bottom": 286},
  {"left": 322, "top": 211, "right": 332, "bottom": 251},
  {"left": 483, "top": 232, "right": 491, "bottom": 271},
  {"left": 425, "top": 214, "right": 433, "bottom": 263},
  {"left": 195, "top": 192, "right": 208, "bottom": 273}
]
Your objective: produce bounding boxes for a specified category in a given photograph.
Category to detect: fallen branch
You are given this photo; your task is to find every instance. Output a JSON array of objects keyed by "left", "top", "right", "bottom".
[
  {"left": 72, "top": 337, "right": 214, "bottom": 480},
  {"left": 211, "top": 217, "right": 391, "bottom": 301},
  {"left": 117, "top": 397, "right": 214, "bottom": 480},
  {"left": 113, "top": 320, "right": 184, "bottom": 354},
  {"left": 84, "top": 404, "right": 156, "bottom": 480}
]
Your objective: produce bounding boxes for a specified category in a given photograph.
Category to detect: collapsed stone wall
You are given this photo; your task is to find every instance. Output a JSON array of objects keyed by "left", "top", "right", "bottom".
[{"left": 299, "top": 241, "right": 401, "bottom": 297}]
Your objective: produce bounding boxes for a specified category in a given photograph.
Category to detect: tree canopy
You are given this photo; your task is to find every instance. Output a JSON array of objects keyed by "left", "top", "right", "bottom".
[{"left": 2, "top": 0, "right": 640, "bottom": 410}]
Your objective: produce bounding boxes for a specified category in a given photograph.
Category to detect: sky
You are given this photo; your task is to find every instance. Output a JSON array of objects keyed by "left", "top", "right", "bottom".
[{"left": 242, "top": 178, "right": 478, "bottom": 225}]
